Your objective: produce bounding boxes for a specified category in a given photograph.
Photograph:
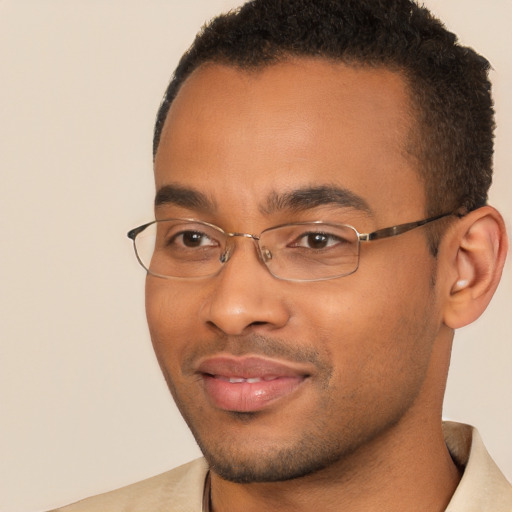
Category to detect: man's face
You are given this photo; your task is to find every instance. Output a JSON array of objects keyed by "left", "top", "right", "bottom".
[{"left": 148, "top": 59, "right": 444, "bottom": 482}]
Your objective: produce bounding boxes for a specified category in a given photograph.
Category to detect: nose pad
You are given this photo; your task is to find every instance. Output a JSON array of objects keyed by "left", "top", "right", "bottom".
[
  {"left": 219, "top": 237, "right": 272, "bottom": 272},
  {"left": 219, "top": 247, "right": 232, "bottom": 264},
  {"left": 260, "top": 246, "right": 272, "bottom": 262}
]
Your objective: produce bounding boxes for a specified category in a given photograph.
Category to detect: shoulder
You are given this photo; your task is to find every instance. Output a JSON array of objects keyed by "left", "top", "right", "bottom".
[
  {"left": 49, "top": 458, "right": 208, "bottom": 512},
  {"left": 444, "top": 422, "right": 512, "bottom": 511}
]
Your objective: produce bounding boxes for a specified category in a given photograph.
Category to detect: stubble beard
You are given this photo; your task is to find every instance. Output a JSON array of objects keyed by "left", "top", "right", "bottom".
[
  {"left": 167, "top": 376, "right": 418, "bottom": 485},
  {"left": 158, "top": 334, "right": 352, "bottom": 484},
  {"left": 190, "top": 412, "right": 355, "bottom": 483},
  {"left": 156, "top": 326, "right": 435, "bottom": 485}
]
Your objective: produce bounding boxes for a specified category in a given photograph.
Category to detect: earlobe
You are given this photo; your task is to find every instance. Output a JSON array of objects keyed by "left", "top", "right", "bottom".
[{"left": 442, "top": 206, "right": 508, "bottom": 329}]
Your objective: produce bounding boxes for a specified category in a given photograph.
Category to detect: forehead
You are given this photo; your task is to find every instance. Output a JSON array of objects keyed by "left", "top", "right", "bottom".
[{"left": 154, "top": 59, "right": 425, "bottom": 224}]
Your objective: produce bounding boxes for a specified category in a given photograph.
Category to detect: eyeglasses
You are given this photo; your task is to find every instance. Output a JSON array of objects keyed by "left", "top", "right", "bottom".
[{"left": 127, "top": 212, "right": 453, "bottom": 282}]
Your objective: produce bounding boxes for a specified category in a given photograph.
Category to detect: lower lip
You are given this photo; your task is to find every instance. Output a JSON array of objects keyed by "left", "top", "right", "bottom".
[{"left": 202, "top": 375, "right": 305, "bottom": 412}]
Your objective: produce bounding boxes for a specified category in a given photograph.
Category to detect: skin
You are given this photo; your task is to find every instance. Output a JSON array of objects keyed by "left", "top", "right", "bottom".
[{"left": 148, "top": 59, "right": 462, "bottom": 511}]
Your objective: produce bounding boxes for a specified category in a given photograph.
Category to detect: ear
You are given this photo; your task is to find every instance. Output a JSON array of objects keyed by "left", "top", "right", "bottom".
[{"left": 441, "top": 206, "right": 508, "bottom": 329}]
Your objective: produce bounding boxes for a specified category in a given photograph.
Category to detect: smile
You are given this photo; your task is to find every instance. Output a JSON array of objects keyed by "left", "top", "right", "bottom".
[{"left": 196, "top": 356, "right": 310, "bottom": 413}]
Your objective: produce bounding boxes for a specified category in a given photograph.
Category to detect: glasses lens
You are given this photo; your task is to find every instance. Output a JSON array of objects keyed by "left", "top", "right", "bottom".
[
  {"left": 134, "top": 220, "right": 225, "bottom": 278},
  {"left": 260, "top": 223, "right": 360, "bottom": 281},
  {"left": 132, "top": 220, "right": 360, "bottom": 281}
]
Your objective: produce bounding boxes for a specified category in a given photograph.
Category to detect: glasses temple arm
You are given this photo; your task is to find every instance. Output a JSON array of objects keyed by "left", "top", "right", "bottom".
[{"left": 361, "top": 211, "right": 457, "bottom": 241}]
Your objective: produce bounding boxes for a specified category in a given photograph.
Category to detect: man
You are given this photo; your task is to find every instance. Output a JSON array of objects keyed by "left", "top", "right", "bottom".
[{"left": 52, "top": 0, "right": 511, "bottom": 510}]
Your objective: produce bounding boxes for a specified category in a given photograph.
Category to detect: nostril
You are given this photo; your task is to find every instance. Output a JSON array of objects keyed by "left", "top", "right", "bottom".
[{"left": 249, "top": 321, "right": 267, "bottom": 327}]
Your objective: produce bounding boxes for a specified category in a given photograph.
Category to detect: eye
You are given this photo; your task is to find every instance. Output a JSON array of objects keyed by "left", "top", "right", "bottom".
[
  {"left": 171, "top": 230, "right": 218, "bottom": 248},
  {"left": 292, "top": 231, "right": 345, "bottom": 250}
]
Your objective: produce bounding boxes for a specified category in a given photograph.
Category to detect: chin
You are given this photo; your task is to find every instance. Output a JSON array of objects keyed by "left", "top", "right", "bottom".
[{"left": 193, "top": 425, "right": 348, "bottom": 483}]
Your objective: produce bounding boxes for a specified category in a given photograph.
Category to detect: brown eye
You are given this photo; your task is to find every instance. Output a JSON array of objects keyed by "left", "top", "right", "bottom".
[
  {"left": 306, "top": 233, "right": 329, "bottom": 249},
  {"left": 171, "top": 230, "right": 217, "bottom": 248},
  {"left": 182, "top": 231, "right": 208, "bottom": 247},
  {"left": 293, "top": 232, "right": 345, "bottom": 250}
]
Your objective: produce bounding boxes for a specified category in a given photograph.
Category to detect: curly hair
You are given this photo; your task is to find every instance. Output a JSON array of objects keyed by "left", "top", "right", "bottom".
[{"left": 153, "top": 0, "right": 494, "bottom": 218}]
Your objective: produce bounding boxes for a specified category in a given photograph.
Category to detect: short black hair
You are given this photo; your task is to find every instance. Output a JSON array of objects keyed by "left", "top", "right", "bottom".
[{"left": 154, "top": 0, "right": 494, "bottom": 218}]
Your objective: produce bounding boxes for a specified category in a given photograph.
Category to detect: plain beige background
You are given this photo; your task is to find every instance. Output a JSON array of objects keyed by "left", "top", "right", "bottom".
[{"left": 0, "top": 1, "right": 510, "bottom": 511}]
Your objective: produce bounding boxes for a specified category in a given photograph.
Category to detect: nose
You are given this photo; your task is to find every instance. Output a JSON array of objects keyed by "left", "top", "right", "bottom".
[{"left": 200, "top": 239, "right": 290, "bottom": 336}]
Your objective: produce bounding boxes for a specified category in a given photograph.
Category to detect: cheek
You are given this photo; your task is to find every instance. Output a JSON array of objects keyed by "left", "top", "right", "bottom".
[
  {"left": 296, "top": 256, "right": 437, "bottom": 390},
  {"left": 145, "top": 278, "right": 198, "bottom": 365}
]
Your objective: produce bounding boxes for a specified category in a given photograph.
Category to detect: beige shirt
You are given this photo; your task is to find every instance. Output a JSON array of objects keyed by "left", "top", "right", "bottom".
[{"left": 51, "top": 422, "right": 512, "bottom": 512}]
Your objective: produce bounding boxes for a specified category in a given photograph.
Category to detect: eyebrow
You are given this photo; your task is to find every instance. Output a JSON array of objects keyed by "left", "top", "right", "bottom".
[
  {"left": 154, "top": 183, "right": 372, "bottom": 217},
  {"left": 154, "top": 184, "right": 216, "bottom": 211},
  {"left": 262, "top": 185, "right": 372, "bottom": 215}
]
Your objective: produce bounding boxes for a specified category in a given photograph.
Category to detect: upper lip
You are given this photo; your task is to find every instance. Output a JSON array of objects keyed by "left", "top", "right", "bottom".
[{"left": 196, "top": 355, "right": 311, "bottom": 380}]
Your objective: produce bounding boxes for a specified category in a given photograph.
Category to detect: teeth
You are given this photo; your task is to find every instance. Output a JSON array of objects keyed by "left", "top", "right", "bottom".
[
  {"left": 216, "top": 375, "right": 280, "bottom": 383},
  {"left": 224, "top": 377, "right": 272, "bottom": 383}
]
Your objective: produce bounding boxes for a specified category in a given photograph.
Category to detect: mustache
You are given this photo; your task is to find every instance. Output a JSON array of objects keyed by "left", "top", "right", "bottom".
[{"left": 182, "top": 333, "right": 332, "bottom": 375}]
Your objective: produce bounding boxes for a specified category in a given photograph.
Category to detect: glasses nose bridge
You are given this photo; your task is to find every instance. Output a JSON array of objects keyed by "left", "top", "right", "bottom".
[
  {"left": 221, "top": 231, "right": 267, "bottom": 266},
  {"left": 227, "top": 231, "right": 260, "bottom": 241}
]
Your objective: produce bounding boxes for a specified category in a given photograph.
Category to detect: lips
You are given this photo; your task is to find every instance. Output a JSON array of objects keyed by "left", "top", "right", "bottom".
[{"left": 196, "top": 356, "right": 309, "bottom": 412}]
